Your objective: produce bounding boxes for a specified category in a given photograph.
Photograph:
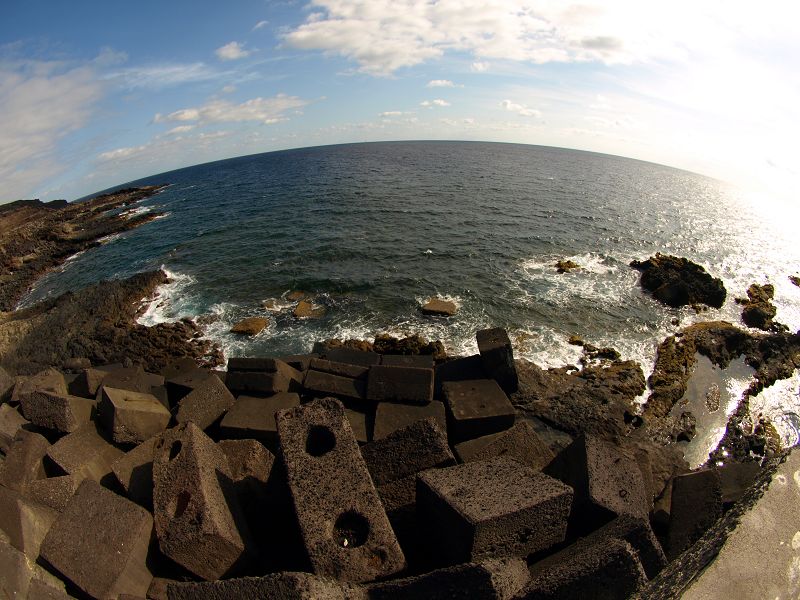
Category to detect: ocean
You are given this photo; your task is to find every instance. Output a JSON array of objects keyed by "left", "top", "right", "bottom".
[{"left": 20, "top": 141, "right": 800, "bottom": 449}]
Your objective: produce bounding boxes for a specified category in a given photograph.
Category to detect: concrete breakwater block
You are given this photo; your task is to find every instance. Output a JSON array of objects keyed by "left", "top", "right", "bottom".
[
  {"left": 152, "top": 422, "right": 254, "bottom": 580},
  {"left": 25, "top": 474, "right": 80, "bottom": 512},
  {"left": 366, "top": 365, "right": 434, "bottom": 405},
  {"left": 665, "top": 468, "right": 722, "bottom": 560},
  {"left": 373, "top": 400, "right": 446, "bottom": 440},
  {"left": 321, "top": 347, "right": 381, "bottom": 367},
  {"left": 543, "top": 434, "right": 649, "bottom": 535},
  {"left": 310, "top": 358, "right": 370, "bottom": 380},
  {"left": 166, "top": 571, "right": 365, "bottom": 600},
  {"left": 0, "top": 485, "right": 59, "bottom": 558},
  {"left": 476, "top": 328, "right": 519, "bottom": 395},
  {"left": 40, "top": 480, "right": 153, "bottom": 599},
  {"left": 226, "top": 359, "right": 303, "bottom": 396},
  {"left": 99, "top": 386, "right": 171, "bottom": 443},
  {"left": 0, "top": 429, "right": 49, "bottom": 492},
  {"left": 276, "top": 397, "right": 406, "bottom": 582},
  {"left": 101, "top": 366, "right": 164, "bottom": 395},
  {"left": 380, "top": 354, "right": 435, "bottom": 369},
  {"left": 417, "top": 456, "right": 573, "bottom": 566},
  {"left": 174, "top": 372, "right": 235, "bottom": 430},
  {"left": 442, "top": 379, "right": 515, "bottom": 443},
  {"left": 112, "top": 436, "right": 158, "bottom": 509},
  {"left": 46, "top": 422, "right": 123, "bottom": 483},
  {"left": 18, "top": 390, "right": 94, "bottom": 433},
  {"left": 453, "top": 420, "right": 554, "bottom": 469},
  {"left": 303, "top": 369, "right": 367, "bottom": 401},
  {"left": 0, "top": 403, "right": 29, "bottom": 454},
  {"left": 220, "top": 392, "right": 301, "bottom": 446},
  {"left": 11, "top": 368, "right": 67, "bottom": 403}
]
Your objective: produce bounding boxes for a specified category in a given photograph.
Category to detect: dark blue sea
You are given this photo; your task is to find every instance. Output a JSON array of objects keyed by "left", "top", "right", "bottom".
[{"left": 20, "top": 141, "right": 800, "bottom": 452}]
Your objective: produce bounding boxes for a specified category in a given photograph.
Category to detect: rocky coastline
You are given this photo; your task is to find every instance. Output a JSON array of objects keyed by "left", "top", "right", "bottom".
[{"left": 0, "top": 194, "right": 799, "bottom": 598}]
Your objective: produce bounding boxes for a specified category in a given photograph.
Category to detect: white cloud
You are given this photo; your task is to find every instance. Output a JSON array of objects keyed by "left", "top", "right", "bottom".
[
  {"left": 427, "top": 79, "right": 457, "bottom": 88},
  {"left": 215, "top": 41, "right": 251, "bottom": 61},
  {"left": 165, "top": 125, "right": 196, "bottom": 135},
  {"left": 0, "top": 61, "right": 103, "bottom": 200},
  {"left": 154, "top": 94, "right": 311, "bottom": 125},
  {"left": 253, "top": 20, "right": 269, "bottom": 31},
  {"left": 471, "top": 61, "right": 490, "bottom": 72},
  {"left": 221, "top": 84, "right": 237, "bottom": 94},
  {"left": 420, "top": 99, "right": 450, "bottom": 107},
  {"left": 379, "top": 110, "right": 404, "bottom": 116},
  {"left": 501, "top": 99, "right": 541, "bottom": 117}
]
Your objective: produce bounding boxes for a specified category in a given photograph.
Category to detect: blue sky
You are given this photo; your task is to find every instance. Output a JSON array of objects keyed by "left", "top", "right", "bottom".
[{"left": 1, "top": 0, "right": 798, "bottom": 202}]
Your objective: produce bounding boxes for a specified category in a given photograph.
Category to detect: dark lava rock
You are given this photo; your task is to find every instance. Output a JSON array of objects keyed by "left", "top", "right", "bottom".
[
  {"left": 0, "top": 271, "right": 222, "bottom": 376},
  {"left": 555, "top": 259, "right": 580, "bottom": 274},
  {"left": 630, "top": 254, "right": 727, "bottom": 309},
  {"left": 736, "top": 283, "right": 780, "bottom": 331},
  {"left": 372, "top": 333, "right": 446, "bottom": 360}
]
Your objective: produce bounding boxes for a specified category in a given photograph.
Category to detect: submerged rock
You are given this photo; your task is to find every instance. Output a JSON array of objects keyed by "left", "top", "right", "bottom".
[
  {"left": 293, "top": 300, "right": 326, "bottom": 319},
  {"left": 230, "top": 317, "right": 269, "bottom": 336},
  {"left": 421, "top": 297, "right": 458, "bottom": 316},
  {"left": 630, "top": 254, "right": 727, "bottom": 309},
  {"left": 373, "top": 333, "right": 446, "bottom": 359},
  {"left": 555, "top": 259, "right": 580, "bottom": 274}
]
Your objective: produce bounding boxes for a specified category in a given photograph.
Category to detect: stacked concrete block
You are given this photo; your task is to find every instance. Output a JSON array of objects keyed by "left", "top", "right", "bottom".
[
  {"left": 166, "top": 571, "right": 366, "bottom": 600},
  {"left": 164, "top": 364, "right": 215, "bottom": 405},
  {"left": 276, "top": 398, "right": 406, "bottom": 582},
  {"left": 476, "top": 328, "right": 518, "bottom": 394},
  {"left": 0, "top": 486, "right": 58, "bottom": 558},
  {"left": 18, "top": 390, "right": 95, "bottom": 433},
  {"left": 442, "top": 379, "right": 515, "bottom": 443},
  {"left": 99, "top": 386, "right": 171, "bottom": 443},
  {"left": 174, "top": 373, "right": 235, "bottom": 430},
  {"left": 101, "top": 366, "right": 164, "bottom": 395},
  {"left": 152, "top": 422, "right": 253, "bottom": 580},
  {"left": 366, "top": 365, "right": 434, "bottom": 405},
  {"left": 10, "top": 368, "right": 67, "bottom": 404},
  {"left": 0, "top": 365, "right": 14, "bottom": 401},
  {"left": 40, "top": 480, "right": 153, "bottom": 599},
  {"left": 0, "top": 539, "right": 68, "bottom": 599},
  {"left": 69, "top": 366, "right": 112, "bottom": 399},
  {"left": 434, "top": 354, "right": 488, "bottom": 398},
  {"left": 310, "top": 358, "right": 370, "bottom": 380},
  {"left": 543, "top": 434, "right": 649, "bottom": 536},
  {"left": 718, "top": 461, "right": 760, "bottom": 506},
  {"left": 665, "top": 469, "right": 722, "bottom": 560},
  {"left": 0, "top": 403, "right": 29, "bottom": 454},
  {"left": 323, "top": 347, "right": 381, "bottom": 367},
  {"left": 112, "top": 437, "right": 158, "bottom": 509},
  {"left": 367, "top": 557, "right": 529, "bottom": 600},
  {"left": 46, "top": 423, "right": 124, "bottom": 483},
  {"left": 344, "top": 408, "right": 371, "bottom": 444},
  {"left": 417, "top": 456, "right": 573, "bottom": 566},
  {"left": 380, "top": 354, "right": 435, "bottom": 369},
  {"left": 595, "top": 514, "right": 667, "bottom": 580},
  {"left": 278, "top": 354, "right": 318, "bottom": 372},
  {"left": 373, "top": 401, "right": 446, "bottom": 440},
  {"left": 520, "top": 536, "right": 646, "bottom": 599},
  {"left": 453, "top": 421, "right": 554, "bottom": 470},
  {"left": 25, "top": 475, "right": 80, "bottom": 512},
  {"left": 226, "top": 358, "right": 303, "bottom": 396},
  {"left": 219, "top": 393, "right": 300, "bottom": 446},
  {"left": 304, "top": 370, "right": 367, "bottom": 401},
  {"left": 0, "top": 430, "right": 49, "bottom": 492}
]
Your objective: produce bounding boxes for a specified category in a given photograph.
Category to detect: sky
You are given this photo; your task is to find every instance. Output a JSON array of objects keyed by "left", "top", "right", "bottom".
[{"left": 1, "top": 0, "right": 798, "bottom": 202}]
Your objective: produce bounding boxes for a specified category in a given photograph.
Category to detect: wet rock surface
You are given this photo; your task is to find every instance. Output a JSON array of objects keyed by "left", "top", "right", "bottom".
[
  {"left": 736, "top": 283, "right": 782, "bottom": 331},
  {"left": 630, "top": 253, "right": 727, "bottom": 308}
]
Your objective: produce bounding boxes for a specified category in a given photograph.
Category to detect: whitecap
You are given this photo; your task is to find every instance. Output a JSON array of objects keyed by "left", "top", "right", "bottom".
[{"left": 136, "top": 267, "right": 197, "bottom": 326}]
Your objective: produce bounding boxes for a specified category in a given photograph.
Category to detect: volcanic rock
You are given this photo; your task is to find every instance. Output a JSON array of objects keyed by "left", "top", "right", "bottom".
[
  {"left": 630, "top": 254, "right": 727, "bottom": 308},
  {"left": 293, "top": 300, "right": 325, "bottom": 319},
  {"left": 736, "top": 283, "right": 779, "bottom": 330},
  {"left": 555, "top": 259, "right": 580, "bottom": 274},
  {"left": 230, "top": 317, "right": 269, "bottom": 335},
  {"left": 421, "top": 297, "right": 457, "bottom": 316}
]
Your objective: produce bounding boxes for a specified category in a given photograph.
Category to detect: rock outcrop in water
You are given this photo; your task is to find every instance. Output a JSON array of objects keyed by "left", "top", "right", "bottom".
[
  {"left": 630, "top": 254, "right": 727, "bottom": 309},
  {"left": 0, "top": 186, "right": 167, "bottom": 312},
  {"left": 736, "top": 283, "right": 782, "bottom": 331}
]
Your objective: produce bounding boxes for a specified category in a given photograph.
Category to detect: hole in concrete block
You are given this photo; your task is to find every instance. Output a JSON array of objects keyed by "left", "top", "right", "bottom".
[
  {"left": 306, "top": 425, "right": 336, "bottom": 456},
  {"left": 334, "top": 511, "right": 369, "bottom": 548},
  {"left": 169, "top": 440, "right": 183, "bottom": 461},
  {"left": 169, "top": 490, "right": 191, "bottom": 519}
]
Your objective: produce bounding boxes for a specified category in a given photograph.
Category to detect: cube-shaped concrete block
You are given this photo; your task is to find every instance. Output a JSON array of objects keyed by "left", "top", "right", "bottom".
[
  {"left": 0, "top": 365, "right": 13, "bottom": 401},
  {"left": 323, "top": 347, "right": 381, "bottom": 367},
  {"left": 442, "top": 379, "right": 515, "bottom": 443},
  {"left": 453, "top": 421, "right": 554, "bottom": 470},
  {"left": 100, "top": 387, "right": 171, "bottom": 444},
  {"left": 101, "top": 366, "right": 164, "bottom": 395},
  {"left": 40, "top": 480, "right": 153, "bottom": 599},
  {"left": 303, "top": 370, "right": 366, "bottom": 400},
  {"left": 0, "top": 539, "right": 67, "bottom": 599},
  {"left": 11, "top": 368, "right": 67, "bottom": 403},
  {"left": 521, "top": 537, "right": 646, "bottom": 599},
  {"left": 476, "top": 328, "right": 518, "bottom": 394},
  {"left": 18, "top": 391, "right": 94, "bottom": 433},
  {"left": 380, "top": 354, "right": 435, "bottom": 369},
  {"left": 434, "top": 354, "right": 488, "bottom": 398},
  {"left": 666, "top": 469, "right": 722, "bottom": 560},
  {"left": 25, "top": 475, "right": 80, "bottom": 512},
  {"left": 174, "top": 374, "right": 235, "bottom": 430},
  {"left": 276, "top": 398, "right": 406, "bottom": 582},
  {"left": 366, "top": 557, "right": 529, "bottom": 600},
  {"left": 112, "top": 437, "right": 157, "bottom": 509},
  {"left": 225, "top": 359, "right": 303, "bottom": 395},
  {"left": 366, "top": 365, "right": 434, "bottom": 405},
  {"left": 0, "top": 429, "right": 49, "bottom": 492},
  {"left": 543, "top": 435, "right": 649, "bottom": 534},
  {"left": 47, "top": 423, "right": 124, "bottom": 484},
  {"left": 0, "top": 403, "right": 30, "bottom": 454},
  {"left": 217, "top": 439, "right": 275, "bottom": 485},
  {"left": 219, "top": 393, "right": 300, "bottom": 446},
  {"left": 166, "top": 572, "right": 365, "bottom": 600},
  {"left": 152, "top": 422, "right": 252, "bottom": 580},
  {"left": 309, "top": 358, "right": 369, "bottom": 380},
  {"left": 417, "top": 456, "right": 573, "bottom": 565},
  {"left": 344, "top": 408, "right": 371, "bottom": 444},
  {"left": 373, "top": 401, "right": 447, "bottom": 440},
  {"left": 596, "top": 514, "right": 666, "bottom": 580},
  {"left": 0, "top": 486, "right": 59, "bottom": 558}
]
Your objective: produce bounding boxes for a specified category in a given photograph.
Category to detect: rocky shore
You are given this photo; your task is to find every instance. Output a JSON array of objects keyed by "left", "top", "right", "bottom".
[{"left": 1, "top": 199, "right": 799, "bottom": 598}]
